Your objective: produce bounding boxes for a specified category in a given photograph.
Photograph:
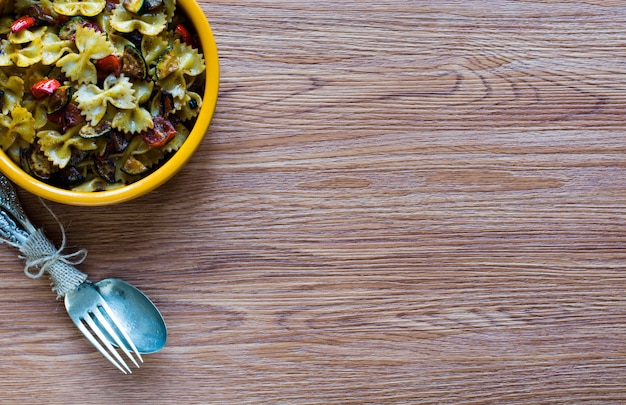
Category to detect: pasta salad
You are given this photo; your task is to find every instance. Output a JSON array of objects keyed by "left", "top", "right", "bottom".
[{"left": 0, "top": 0, "right": 206, "bottom": 191}]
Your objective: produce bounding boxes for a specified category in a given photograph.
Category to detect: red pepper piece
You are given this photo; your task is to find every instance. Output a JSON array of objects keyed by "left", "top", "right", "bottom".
[
  {"left": 11, "top": 16, "right": 37, "bottom": 33},
  {"left": 175, "top": 24, "right": 194, "bottom": 46},
  {"left": 96, "top": 54, "right": 121, "bottom": 78},
  {"left": 30, "top": 78, "right": 61, "bottom": 99},
  {"left": 140, "top": 117, "right": 177, "bottom": 148}
]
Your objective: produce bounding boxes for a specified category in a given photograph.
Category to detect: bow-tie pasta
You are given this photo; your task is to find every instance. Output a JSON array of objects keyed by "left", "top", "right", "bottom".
[
  {"left": 110, "top": 3, "right": 167, "bottom": 36},
  {"left": 52, "top": 0, "right": 106, "bottom": 17},
  {"left": 56, "top": 25, "right": 115, "bottom": 84}
]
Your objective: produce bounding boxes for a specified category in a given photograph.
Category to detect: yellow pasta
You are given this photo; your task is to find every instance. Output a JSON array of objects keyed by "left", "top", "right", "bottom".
[
  {"left": 0, "top": 17, "right": 12, "bottom": 35},
  {"left": 75, "top": 74, "right": 137, "bottom": 125},
  {"left": 176, "top": 91, "right": 203, "bottom": 121},
  {"left": 174, "top": 40, "right": 205, "bottom": 77},
  {"left": 141, "top": 34, "right": 170, "bottom": 66},
  {"left": 52, "top": 0, "right": 106, "bottom": 17},
  {"left": 15, "top": 37, "right": 44, "bottom": 67},
  {"left": 56, "top": 25, "right": 115, "bottom": 84},
  {"left": 8, "top": 26, "right": 47, "bottom": 45},
  {"left": 0, "top": 106, "right": 36, "bottom": 150},
  {"left": 0, "top": 39, "right": 15, "bottom": 66},
  {"left": 110, "top": 4, "right": 167, "bottom": 36},
  {"left": 40, "top": 32, "right": 74, "bottom": 65},
  {"left": 38, "top": 125, "right": 98, "bottom": 168},
  {"left": 162, "top": 123, "right": 189, "bottom": 154},
  {"left": 158, "top": 72, "right": 187, "bottom": 103},
  {"left": 0, "top": 76, "right": 25, "bottom": 115},
  {"left": 112, "top": 107, "right": 153, "bottom": 134},
  {"left": 134, "top": 80, "right": 155, "bottom": 104}
]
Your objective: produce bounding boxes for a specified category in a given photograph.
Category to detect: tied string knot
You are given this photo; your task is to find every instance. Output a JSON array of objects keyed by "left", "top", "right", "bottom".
[
  {"left": 21, "top": 229, "right": 88, "bottom": 280},
  {"left": 18, "top": 202, "right": 88, "bottom": 297}
]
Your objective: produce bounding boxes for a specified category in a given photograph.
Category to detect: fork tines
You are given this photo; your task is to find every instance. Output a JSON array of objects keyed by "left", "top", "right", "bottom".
[{"left": 76, "top": 302, "right": 143, "bottom": 374}]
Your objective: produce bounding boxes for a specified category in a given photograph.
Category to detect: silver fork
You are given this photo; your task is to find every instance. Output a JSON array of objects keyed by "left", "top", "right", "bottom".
[{"left": 65, "top": 282, "right": 143, "bottom": 374}]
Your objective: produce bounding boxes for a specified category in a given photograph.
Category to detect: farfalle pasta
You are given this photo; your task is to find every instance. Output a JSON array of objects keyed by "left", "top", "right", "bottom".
[
  {"left": 0, "top": 75, "right": 25, "bottom": 115},
  {"left": 40, "top": 31, "right": 73, "bottom": 65},
  {"left": 110, "top": 3, "right": 167, "bottom": 36},
  {"left": 52, "top": 0, "right": 106, "bottom": 17},
  {"left": 56, "top": 25, "right": 115, "bottom": 83},
  {"left": 0, "top": 0, "right": 206, "bottom": 191},
  {"left": 75, "top": 74, "right": 137, "bottom": 124}
]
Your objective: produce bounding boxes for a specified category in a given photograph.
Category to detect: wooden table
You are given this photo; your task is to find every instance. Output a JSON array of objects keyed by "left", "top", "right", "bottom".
[{"left": 3, "top": 0, "right": 626, "bottom": 403}]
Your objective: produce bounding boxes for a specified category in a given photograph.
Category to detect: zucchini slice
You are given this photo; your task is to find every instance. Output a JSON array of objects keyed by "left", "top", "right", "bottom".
[
  {"left": 94, "top": 157, "right": 117, "bottom": 183},
  {"left": 121, "top": 44, "right": 147, "bottom": 81},
  {"left": 21, "top": 146, "right": 54, "bottom": 181},
  {"left": 47, "top": 85, "right": 73, "bottom": 114},
  {"left": 143, "top": 0, "right": 164, "bottom": 12},
  {"left": 121, "top": 155, "right": 148, "bottom": 175},
  {"left": 79, "top": 120, "right": 112, "bottom": 139},
  {"left": 123, "top": 0, "right": 145, "bottom": 14},
  {"left": 59, "top": 17, "right": 87, "bottom": 40},
  {"left": 155, "top": 47, "right": 179, "bottom": 80}
]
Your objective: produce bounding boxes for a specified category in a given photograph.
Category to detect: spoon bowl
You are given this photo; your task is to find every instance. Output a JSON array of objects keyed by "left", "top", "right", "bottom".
[{"left": 93, "top": 278, "right": 167, "bottom": 354}]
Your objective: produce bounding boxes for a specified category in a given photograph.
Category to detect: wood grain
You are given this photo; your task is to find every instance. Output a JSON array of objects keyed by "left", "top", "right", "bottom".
[{"left": 3, "top": 0, "right": 626, "bottom": 403}]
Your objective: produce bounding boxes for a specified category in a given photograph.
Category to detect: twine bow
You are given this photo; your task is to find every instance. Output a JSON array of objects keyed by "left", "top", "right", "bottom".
[
  {"left": 17, "top": 201, "right": 88, "bottom": 297},
  {"left": 22, "top": 228, "right": 87, "bottom": 280}
]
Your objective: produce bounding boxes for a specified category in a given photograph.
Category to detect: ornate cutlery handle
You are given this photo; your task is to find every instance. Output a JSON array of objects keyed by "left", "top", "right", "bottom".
[{"left": 0, "top": 175, "right": 87, "bottom": 297}]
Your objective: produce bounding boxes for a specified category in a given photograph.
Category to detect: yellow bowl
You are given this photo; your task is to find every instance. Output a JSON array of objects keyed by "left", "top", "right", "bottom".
[{"left": 0, "top": 0, "right": 219, "bottom": 206}]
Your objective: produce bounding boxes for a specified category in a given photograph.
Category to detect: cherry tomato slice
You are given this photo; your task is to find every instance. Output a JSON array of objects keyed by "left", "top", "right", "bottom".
[
  {"left": 96, "top": 54, "right": 121, "bottom": 78},
  {"left": 140, "top": 117, "right": 177, "bottom": 148}
]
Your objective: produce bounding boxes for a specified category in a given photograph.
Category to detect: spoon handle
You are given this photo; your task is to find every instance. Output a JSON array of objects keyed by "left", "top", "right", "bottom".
[{"left": 0, "top": 175, "right": 87, "bottom": 297}]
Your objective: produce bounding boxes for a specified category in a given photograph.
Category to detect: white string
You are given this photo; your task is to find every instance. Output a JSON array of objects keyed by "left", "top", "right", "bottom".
[{"left": 21, "top": 200, "right": 88, "bottom": 280}]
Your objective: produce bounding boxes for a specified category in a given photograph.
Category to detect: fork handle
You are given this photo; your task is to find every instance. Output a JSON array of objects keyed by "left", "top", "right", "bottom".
[{"left": 20, "top": 229, "right": 87, "bottom": 298}]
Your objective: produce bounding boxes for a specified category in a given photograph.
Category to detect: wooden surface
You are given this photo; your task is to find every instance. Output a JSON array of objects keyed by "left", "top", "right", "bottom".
[{"left": 3, "top": 0, "right": 626, "bottom": 403}]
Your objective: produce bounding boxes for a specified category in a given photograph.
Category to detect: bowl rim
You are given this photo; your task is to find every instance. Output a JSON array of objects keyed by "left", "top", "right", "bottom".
[{"left": 0, "top": 0, "right": 219, "bottom": 206}]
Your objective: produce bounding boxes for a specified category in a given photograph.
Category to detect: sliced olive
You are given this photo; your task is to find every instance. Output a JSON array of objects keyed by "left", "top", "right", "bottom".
[
  {"left": 94, "top": 158, "right": 117, "bottom": 183},
  {"left": 0, "top": 89, "right": 4, "bottom": 112},
  {"left": 79, "top": 120, "right": 112, "bottom": 138},
  {"left": 121, "top": 44, "right": 147, "bottom": 81},
  {"left": 155, "top": 47, "right": 178, "bottom": 80},
  {"left": 121, "top": 155, "right": 148, "bottom": 175},
  {"left": 47, "top": 85, "right": 73, "bottom": 114}
]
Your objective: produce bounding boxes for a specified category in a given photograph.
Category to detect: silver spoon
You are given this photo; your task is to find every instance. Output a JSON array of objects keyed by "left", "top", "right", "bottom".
[{"left": 0, "top": 174, "right": 166, "bottom": 365}]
